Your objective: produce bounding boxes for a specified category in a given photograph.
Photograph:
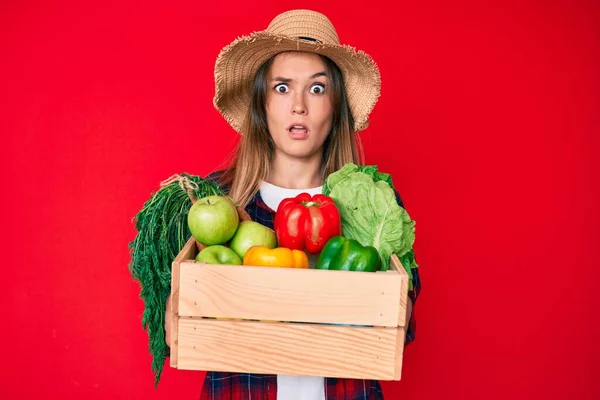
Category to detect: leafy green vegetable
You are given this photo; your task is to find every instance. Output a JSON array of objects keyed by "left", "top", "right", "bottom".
[
  {"left": 128, "top": 173, "right": 224, "bottom": 386},
  {"left": 323, "top": 163, "right": 394, "bottom": 195},
  {"left": 323, "top": 163, "right": 417, "bottom": 279},
  {"left": 398, "top": 248, "right": 417, "bottom": 283}
]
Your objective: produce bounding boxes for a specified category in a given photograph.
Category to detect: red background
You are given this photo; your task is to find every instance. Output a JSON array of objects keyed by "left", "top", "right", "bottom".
[{"left": 2, "top": 0, "right": 599, "bottom": 399}]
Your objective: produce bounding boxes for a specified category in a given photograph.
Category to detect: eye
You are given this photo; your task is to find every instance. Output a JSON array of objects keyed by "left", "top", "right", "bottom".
[
  {"left": 274, "top": 83, "right": 289, "bottom": 93},
  {"left": 310, "top": 83, "right": 326, "bottom": 94}
]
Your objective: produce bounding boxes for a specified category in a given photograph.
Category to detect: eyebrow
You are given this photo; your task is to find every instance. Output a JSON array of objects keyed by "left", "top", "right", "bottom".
[{"left": 271, "top": 71, "right": 328, "bottom": 82}]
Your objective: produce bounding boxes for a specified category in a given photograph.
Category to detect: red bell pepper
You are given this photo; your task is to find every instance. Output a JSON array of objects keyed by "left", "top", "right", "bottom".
[{"left": 274, "top": 193, "right": 341, "bottom": 254}]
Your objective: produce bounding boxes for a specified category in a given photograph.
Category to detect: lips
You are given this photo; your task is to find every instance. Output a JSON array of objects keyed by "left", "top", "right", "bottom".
[{"left": 287, "top": 123, "right": 308, "bottom": 134}]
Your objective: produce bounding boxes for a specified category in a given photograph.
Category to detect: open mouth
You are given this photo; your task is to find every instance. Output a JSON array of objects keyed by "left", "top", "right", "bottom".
[{"left": 288, "top": 124, "right": 309, "bottom": 135}]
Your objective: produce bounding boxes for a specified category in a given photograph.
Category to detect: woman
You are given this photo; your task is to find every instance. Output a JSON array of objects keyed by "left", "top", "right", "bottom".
[{"left": 168, "top": 9, "right": 421, "bottom": 399}]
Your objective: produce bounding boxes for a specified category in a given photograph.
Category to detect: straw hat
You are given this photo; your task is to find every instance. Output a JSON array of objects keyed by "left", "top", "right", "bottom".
[{"left": 213, "top": 9, "right": 381, "bottom": 134}]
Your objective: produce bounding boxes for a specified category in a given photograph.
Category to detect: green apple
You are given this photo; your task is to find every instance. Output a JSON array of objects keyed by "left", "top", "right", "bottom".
[
  {"left": 229, "top": 221, "right": 277, "bottom": 258},
  {"left": 187, "top": 195, "right": 239, "bottom": 245},
  {"left": 195, "top": 245, "right": 242, "bottom": 265}
]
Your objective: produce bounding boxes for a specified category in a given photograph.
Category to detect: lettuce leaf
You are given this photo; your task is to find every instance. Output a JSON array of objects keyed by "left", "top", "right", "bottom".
[
  {"left": 398, "top": 248, "right": 417, "bottom": 284},
  {"left": 323, "top": 163, "right": 393, "bottom": 195},
  {"left": 324, "top": 163, "right": 416, "bottom": 273}
]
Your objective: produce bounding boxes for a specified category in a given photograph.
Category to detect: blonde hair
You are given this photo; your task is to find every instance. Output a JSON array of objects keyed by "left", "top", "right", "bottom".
[{"left": 217, "top": 53, "right": 364, "bottom": 208}]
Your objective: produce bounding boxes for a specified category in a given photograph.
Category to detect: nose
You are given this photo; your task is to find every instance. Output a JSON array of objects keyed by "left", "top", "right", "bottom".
[{"left": 292, "top": 92, "right": 307, "bottom": 115}]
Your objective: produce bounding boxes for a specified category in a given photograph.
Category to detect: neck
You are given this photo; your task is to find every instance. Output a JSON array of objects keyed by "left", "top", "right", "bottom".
[{"left": 266, "top": 151, "right": 323, "bottom": 189}]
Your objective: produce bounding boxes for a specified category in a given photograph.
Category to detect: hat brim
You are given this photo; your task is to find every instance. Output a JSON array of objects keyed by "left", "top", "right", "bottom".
[{"left": 213, "top": 31, "right": 381, "bottom": 134}]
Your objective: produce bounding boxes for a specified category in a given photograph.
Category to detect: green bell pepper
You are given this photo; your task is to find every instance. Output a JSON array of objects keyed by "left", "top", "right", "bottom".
[{"left": 315, "top": 236, "right": 381, "bottom": 272}]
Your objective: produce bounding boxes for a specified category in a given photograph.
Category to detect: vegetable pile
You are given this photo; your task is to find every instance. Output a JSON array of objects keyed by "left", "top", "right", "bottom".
[{"left": 186, "top": 163, "right": 417, "bottom": 278}]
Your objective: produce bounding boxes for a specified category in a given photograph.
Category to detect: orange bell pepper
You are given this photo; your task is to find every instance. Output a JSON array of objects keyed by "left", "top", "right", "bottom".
[{"left": 243, "top": 246, "right": 309, "bottom": 268}]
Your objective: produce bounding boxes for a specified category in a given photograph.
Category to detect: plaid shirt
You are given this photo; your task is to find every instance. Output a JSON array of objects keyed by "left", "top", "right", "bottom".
[{"left": 199, "top": 174, "right": 421, "bottom": 399}]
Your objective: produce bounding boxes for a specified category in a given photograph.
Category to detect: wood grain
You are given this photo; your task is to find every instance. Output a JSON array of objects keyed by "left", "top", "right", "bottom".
[
  {"left": 178, "top": 261, "right": 404, "bottom": 326},
  {"left": 389, "top": 255, "right": 410, "bottom": 328},
  {"left": 177, "top": 318, "right": 403, "bottom": 380},
  {"left": 169, "top": 236, "right": 197, "bottom": 367}
]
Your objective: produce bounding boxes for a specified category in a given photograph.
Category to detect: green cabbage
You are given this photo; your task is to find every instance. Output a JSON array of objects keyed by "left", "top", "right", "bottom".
[{"left": 323, "top": 163, "right": 417, "bottom": 275}]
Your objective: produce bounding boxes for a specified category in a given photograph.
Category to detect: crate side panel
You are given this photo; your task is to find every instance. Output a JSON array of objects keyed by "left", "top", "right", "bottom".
[
  {"left": 179, "top": 264, "right": 403, "bottom": 327},
  {"left": 176, "top": 319, "right": 400, "bottom": 380}
]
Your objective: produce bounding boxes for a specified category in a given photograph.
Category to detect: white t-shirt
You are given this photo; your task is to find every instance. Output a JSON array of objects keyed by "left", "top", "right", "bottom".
[{"left": 259, "top": 180, "right": 326, "bottom": 400}]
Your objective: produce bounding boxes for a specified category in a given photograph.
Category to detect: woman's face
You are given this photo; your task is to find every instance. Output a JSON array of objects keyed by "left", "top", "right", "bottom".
[{"left": 265, "top": 52, "right": 333, "bottom": 160}]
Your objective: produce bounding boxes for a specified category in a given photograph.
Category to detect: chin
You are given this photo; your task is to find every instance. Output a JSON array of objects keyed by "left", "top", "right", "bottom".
[{"left": 279, "top": 144, "right": 319, "bottom": 159}]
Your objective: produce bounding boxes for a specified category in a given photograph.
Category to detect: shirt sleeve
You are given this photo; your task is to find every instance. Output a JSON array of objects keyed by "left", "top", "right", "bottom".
[{"left": 393, "top": 189, "right": 421, "bottom": 345}]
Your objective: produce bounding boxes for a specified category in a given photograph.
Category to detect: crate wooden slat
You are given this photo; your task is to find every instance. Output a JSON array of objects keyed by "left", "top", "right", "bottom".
[
  {"left": 169, "top": 236, "right": 409, "bottom": 380},
  {"left": 177, "top": 319, "right": 406, "bottom": 380},
  {"left": 178, "top": 259, "right": 403, "bottom": 326}
]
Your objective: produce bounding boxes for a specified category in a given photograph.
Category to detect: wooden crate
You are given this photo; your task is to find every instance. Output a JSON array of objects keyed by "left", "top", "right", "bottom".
[{"left": 168, "top": 233, "right": 409, "bottom": 380}]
